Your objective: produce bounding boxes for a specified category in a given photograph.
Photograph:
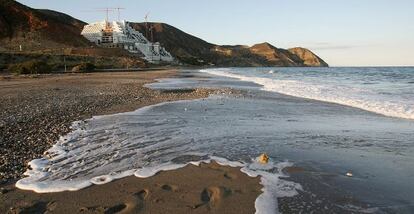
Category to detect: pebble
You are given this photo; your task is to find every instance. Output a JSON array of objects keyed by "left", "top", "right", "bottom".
[{"left": 0, "top": 75, "right": 232, "bottom": 184}]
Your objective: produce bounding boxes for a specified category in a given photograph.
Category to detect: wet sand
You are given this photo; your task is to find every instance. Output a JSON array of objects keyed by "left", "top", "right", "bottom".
[
  {"left": 0, "top": 70, "right": 261, "bottom": 213},
  {"left": 0, "top": 70, "right": 219, "bottom": 182},
  {"left": 0, "top": 162, "right": 261, "bottom": 214}
]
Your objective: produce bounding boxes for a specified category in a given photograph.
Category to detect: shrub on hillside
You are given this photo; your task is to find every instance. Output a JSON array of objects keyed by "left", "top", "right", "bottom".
[
  {"left": 71, "top": 62, "right": 95, "bottom": 72},
  {"left": 8, "top": 60, "right": 51, "bottom": 75}
]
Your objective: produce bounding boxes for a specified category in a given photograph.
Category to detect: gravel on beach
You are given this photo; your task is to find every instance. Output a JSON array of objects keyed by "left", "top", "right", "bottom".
[{"left": 0, "top": 70, "right": 229, "bottom": 184}]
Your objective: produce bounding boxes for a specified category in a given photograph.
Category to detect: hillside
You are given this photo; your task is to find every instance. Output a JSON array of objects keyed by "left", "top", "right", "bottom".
[
  {"left": 131, "top": 22, "right": 328, "bottom": 67},
  {"left": 288, "top": 47, "right": 329, "bottom": 67},
  {"left": 130, "top": 22, "right": 215, "bottom": 59},
  {"left": 0, "top": 0, "right": 91, "bottom": 51},
  {"left": 249, "top": 42, "right": 301, "bottom": 67},
  {"left": 0, "top": 0, "right": 328, "bottom": 67}
]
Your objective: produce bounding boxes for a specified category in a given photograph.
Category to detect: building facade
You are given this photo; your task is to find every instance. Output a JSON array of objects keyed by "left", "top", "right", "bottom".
[{"left": 81, "top": 20, "right": 174, "bottom": 63}]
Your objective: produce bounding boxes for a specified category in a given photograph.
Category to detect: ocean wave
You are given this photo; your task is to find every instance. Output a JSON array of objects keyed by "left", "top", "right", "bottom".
[{"left": 201, "top": 68, "right": 414, "bottom": 120}]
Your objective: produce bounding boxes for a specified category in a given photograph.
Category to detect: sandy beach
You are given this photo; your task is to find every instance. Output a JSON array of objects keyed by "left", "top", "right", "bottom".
[
  {"left": 1, "top": 162, "right": 261, "bottom": 214},
  {"left": 0, "top": 70, "right": 261, "bottom": 213}
]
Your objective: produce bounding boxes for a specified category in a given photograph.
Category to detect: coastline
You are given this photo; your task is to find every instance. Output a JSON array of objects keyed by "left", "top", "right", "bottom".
[
  {"left": 0, "top": 70, "right": 216, "bottom": 183},
  {"left": 3, "top": 67, "right": 412, "bottom": 213},
  {"left": 0, "top": 70, "right": 262, "bottom": 213}
]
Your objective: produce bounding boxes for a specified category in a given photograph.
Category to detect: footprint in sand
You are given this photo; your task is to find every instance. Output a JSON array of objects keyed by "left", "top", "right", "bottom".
[
  {"left": 119, "top": 189, "right": 149, "bottom": 213},
  {"left": 134, "top": 189, "right": 149, "bottom": 200},
  {"left": 83, "top": 189, "right": 149, "bottom": 214},
  {"left": 14, "top": 201, "right": 57, "bottom": 214},
  {"left": 160, "top": 184, "right": 179, "bottom": 192},
  {"left": 195, "top": 186, "right": 233, "bottom": 209},
  {"left": 224, "top": 172, "right": 238, "bottom": 180},
  {"left": 104, "top": 204, "right": 127, "bottom": 214}
]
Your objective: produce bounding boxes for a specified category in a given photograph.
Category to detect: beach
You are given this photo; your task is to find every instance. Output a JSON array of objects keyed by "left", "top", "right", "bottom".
[
  {"left": 0, "top": 70, "right": 262, "bottom": 213},
  {"left": 0, "top": 70, "right": 215, "bottom": 182},
  {"left": 1, "top": 0, "right": 413, "bottom": 212},
  {"left": 1, "top": 67, "right": 414, "bottom": 214},
  {"left": 1, "top": 162, "right": 261, "bottom": 213}
]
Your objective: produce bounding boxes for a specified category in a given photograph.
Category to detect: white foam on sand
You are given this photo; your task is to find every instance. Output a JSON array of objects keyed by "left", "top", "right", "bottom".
[
  {"left": 16, "top": 97, "right": 303, "bottom": 214},
  {"left": 17, "top": 147, "right": 299, "bottom": 214},
  {"left": 201, "top": 68, "right": 414, "bottom": 120}
]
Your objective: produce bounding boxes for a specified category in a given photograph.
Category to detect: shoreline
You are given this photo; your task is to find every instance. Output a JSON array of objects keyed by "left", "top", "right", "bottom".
[
  {"left": 1, "top": 162, "right": 262, "bottom": 214},
  {"left": 0, "top": 70, "right": 219, "bottom": 183},
  {"left": 0, "top": 69, "right": 263, "bottom": 213},
  {"left": 3, "top": 68, "right": 411, "bottom": 213}
]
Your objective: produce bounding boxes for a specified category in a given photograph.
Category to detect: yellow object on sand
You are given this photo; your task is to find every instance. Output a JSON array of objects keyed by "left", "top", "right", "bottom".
[{"left": 258, "top": 153, "right": 269, "bottom": 164}]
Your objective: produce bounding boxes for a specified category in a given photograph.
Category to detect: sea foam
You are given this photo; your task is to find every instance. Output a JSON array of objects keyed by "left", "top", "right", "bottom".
[
  {"left": 200, "top": 68, "right": 414, "bottom": 120},
  {"left": 17, "top": 97, "right": 302, "bottom": 214}
]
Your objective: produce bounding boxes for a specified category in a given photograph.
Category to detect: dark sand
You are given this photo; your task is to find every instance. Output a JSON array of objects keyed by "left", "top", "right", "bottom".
[{"left": 0, "top": 70, "right": 261, "bottom": 214}]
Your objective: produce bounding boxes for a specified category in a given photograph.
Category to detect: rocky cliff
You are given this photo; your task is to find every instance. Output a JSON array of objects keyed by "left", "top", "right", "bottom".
[{"left": 288, "top": 47, "right": 329, "bottom": 67}]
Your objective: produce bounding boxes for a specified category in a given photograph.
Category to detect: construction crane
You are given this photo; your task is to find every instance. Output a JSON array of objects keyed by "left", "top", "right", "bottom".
[
  {"left": 144, "top": 12, "right": 150, "bottom": 23},
  {"left": 82, "top": 7, "right": 125, "bottom": 22},
  {"left": 144, "top": 12, "right": 150, "bottom": 39},
  {"left": 82, "top": 8, "right": 120, "bottom": 32},
  {"left": 144, "top": 13, "right": 156, "bottom": 42},
  {"left": 110, "top": 7, "right": 125, "bottom": 21},
  {"left": 82, "top": 8, "right": 115, "bottom": 22}
]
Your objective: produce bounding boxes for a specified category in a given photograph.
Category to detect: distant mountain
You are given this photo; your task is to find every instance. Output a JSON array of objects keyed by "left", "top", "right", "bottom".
[
  {"left": 249, "top": 42, "right": 302, "bottom": 67},
  {"left": 131, "top": 22, "right": 328, "bottom": 67},
  {"left": 0, "top": 0, "right": 328, "bottom": 67},
  {"left": 0, "top": 0, "right": 90, "bottom": 51},
  {"left": 248, "top": 43, "right": 329, "bottom": 67},
  {"left": 288, "top": 47, "right": 328, "bottom": 67}
]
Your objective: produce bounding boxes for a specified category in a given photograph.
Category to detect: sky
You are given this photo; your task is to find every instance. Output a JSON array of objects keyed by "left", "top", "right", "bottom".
[{"left": 18, "top": 0, "right": 414, "bottom": 66}]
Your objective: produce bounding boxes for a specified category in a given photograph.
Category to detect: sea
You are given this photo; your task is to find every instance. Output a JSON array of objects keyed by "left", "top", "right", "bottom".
[{"left": 17, "top": 67, "right": 414, "bottom": 213}]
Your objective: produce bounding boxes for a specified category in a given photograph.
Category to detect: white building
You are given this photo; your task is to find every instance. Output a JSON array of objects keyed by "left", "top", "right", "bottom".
[{"left": 81, "top": 20, "right": 174, "bottom": 63}]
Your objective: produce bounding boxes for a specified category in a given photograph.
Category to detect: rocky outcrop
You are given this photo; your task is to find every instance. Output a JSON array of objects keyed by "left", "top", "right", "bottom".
[
  {"left": 249, "top": 42, "right": 301, "bottom": 66},
  {"left": 288, "top": 47, "right": 329, "bottom": 67}
]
